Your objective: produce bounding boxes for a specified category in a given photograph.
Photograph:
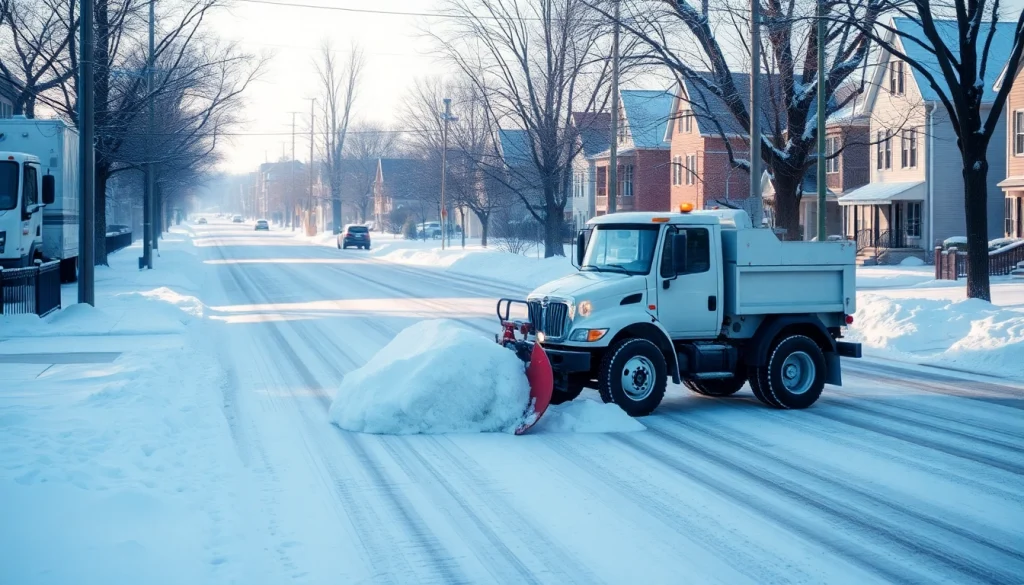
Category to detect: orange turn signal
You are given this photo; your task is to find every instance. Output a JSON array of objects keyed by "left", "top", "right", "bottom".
[
  {"left": 587, "top": 329, "right": 607, "bottom": 342},
  {"left": 652, "top": 217, "right": 670, "bottom": 223}
]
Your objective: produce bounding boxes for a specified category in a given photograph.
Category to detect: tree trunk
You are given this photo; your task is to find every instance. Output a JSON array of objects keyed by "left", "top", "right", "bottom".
[
  {"left": 93, "top": 0, "right": 110, "bottom": 266},
  {"left": 331, "top": 187, "right": 342, "bottom": 234},
  {"left": 963, "top": 154, "right": 992, "bottom": 301},
  {"left": 543, "top": 206, "right": 564, "bottom": 258},
  {"left": 459, "top": 207, "right": 466, "bottom": 248},
  {"left": 770, "top": 170, "right": 803, "bottom": 241},
  {"left": 478, "top": 211, "right": 489, "bottom": 247}
]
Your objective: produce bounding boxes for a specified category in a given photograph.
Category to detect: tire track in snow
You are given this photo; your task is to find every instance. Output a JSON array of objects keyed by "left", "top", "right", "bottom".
[
  {"left": 652, "top": 416, "right": 1024, "bottom": 579},
  {"left": 845, "top": 365, "right": 1024, "bottom": 410},
  {"left": 611, "top": 432, "right": 953, "bottom": 585},
  {"left": 224, "top": 251, "right": 473, "bottom": 585},
  {"left": 537, "top": 436, "right": 803, "bottom": 584}
]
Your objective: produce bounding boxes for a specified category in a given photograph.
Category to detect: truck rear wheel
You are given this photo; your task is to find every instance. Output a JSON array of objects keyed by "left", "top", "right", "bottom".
[
  {"left": 685, "top": 373, "right": 747, "bottom": 397},
  {"left": 751, "top": 335, "right": 826, "bottom": 409},
  {"left": 599, "top": 338, "right": 667, "bottom": 417}
]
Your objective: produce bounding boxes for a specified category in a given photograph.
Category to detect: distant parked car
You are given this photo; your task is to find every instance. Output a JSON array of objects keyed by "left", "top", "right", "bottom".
[
  {"left": 255, "top": 219, "right": 269, "bottom": 231},
  {"left": 232, "top": 215, "right": 244, "bottom": 223},
  {"left": 339, "top": 224, "right": 371, "bottom": 249},
  {"left": 197, "top": 217, "right": 207, "bottom": 224},
  {"left": 418, "top": 221, "right": 441, "bottom": 239}
]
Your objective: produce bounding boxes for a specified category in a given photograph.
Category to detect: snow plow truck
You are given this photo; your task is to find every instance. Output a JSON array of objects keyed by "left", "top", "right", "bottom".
[{"left": 499, "top": 207, "right": 862, "bottom": 433}]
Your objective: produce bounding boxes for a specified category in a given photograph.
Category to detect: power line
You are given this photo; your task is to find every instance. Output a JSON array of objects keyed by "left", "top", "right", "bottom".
[{"left": 232, "top": 0, "right": 463, "bottom": 19}]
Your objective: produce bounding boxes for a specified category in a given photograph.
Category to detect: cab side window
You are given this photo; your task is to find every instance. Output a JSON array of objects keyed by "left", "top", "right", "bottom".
[
  {"left": 23, "top": 165, "right": 38, "bottom": 208},
  {"left": 660, "top": 226, "right": 711, "bottom": 277}
]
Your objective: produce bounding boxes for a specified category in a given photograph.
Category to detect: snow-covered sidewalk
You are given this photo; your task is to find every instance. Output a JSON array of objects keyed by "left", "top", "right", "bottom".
[{"left": 0, "top": 229, "right": 269, "bottom": 585}]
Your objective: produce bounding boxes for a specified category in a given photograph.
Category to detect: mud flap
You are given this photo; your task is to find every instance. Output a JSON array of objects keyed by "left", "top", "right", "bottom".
[{"left": 514, "top": 343, "right": 554, "bottom": 435}]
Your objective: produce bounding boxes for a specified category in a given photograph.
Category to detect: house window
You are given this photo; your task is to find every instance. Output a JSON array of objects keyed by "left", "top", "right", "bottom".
[
  {"left": 0, "top": 102, "right": 11, "bottom": 118},
  {"left": 1014, "top": 111, "right": 1024, "bottom": 155},
  {"left": 907, "top": 201, "right": 921, "bottom": 237},
  {"left": 825, "top": 136, "right": 840, "bottom": 174},
  {"left": 1005, "top": 197, "right": 1014, "bottom": 236},
  {"left": 597, "top": 166, "right": 607, "bottom": 196},
  {"left": 889, "top": 60, "right": 905, "bottom": 95},
  {"left": 622, "top": 164, "right": 634, "bottom": 197},
  {"left": 685, "top": 154, "right": 697, "bottom": 185},
  {"left": 672, "top": 155, "right": 682, "bottom": 186},
  {"left": 877, "top": 130, "right": 892, "bottom": 170},
  {"left": 676, "top": 110, "right": 693, "bottom": 133},
  {"left": 901, "top": 128, "right": 918, "bottom": 168}
]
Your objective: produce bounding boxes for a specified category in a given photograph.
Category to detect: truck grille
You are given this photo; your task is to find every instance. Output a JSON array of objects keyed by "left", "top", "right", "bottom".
[{"left": 528, "top": 300, "right": 569, "bottom": 340}]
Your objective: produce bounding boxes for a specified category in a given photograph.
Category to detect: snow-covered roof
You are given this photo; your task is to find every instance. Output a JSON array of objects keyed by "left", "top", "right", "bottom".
[
  {"left": 838, "top": 181, "right": 925, "bottom": 204},
  {"left": 893, "top": 17, "right": 1018, "bottom": 104},
  {"left": 619, "top": 89, "right": 674, "bottom": 149},
  {"left": 498, "top": 129, "right": 533, "bottom": 167}
]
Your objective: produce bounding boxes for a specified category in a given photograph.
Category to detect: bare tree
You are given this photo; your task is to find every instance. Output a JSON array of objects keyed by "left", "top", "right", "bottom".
[
  {"left": 611, "top": 0, "right": 881, "bottom": 239},
  {"left": 314, "top": 41, "right": 364, "bottom": 234},
  {"left": 345, "top": 121, "right": 397, "bottom": 223},
  {"left": 847, "top": 6, "right": 1024, "bottom": 300},
  {"left": 0, "top": 0, "right": 77, "bottom": 116},
  {"left": 433, "top": 0, "right": 614, "bottom": 257}
]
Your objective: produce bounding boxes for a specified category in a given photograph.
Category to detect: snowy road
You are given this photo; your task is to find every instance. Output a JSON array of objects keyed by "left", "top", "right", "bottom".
[{"left": 196, "top": 223, "right": 1024, "bottom": 585}]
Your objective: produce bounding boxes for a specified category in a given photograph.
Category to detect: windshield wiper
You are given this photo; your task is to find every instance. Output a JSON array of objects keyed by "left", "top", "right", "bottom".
[{"left": 582, "top": 264, "right": 630, "bottom": 274}]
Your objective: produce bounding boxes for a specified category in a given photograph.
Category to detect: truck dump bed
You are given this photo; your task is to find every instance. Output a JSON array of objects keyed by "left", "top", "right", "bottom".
[{"left": 720, "top": 227, "right": 856, "bottom": 316}]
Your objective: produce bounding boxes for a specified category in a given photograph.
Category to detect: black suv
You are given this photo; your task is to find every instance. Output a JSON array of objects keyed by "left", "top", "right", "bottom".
[{"left": 338, "top": 225, "right": 371, "bottom": 250}]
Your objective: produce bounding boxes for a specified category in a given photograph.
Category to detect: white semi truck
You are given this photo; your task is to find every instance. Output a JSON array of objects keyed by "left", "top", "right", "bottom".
[
  {"left": 0, "top": 116, "right": 80, "bottom": 281},
  {"left": 498, "top": 208, "right": 862, "bottom": 418}
]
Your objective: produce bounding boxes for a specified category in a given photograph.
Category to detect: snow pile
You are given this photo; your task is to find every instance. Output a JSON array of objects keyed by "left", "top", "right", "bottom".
[
  {"left": 374, "top": 246, "right": 574, "bottom": 290},
  {"left": 849, "top": 293, "right": 1024, "bottom": 377},
  {"left": 330, "top": 320, "right": 532, "bottom": 434},
  {"left": 900, "top": 256, "right": 925, "bottom": 266},
  {"left": 534, "top": 399, "right": 646, "bottom": 433}
]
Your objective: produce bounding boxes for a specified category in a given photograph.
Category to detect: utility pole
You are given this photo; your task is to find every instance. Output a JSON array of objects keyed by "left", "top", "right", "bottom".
[
  {"left": 308, "top": 98, "right": 315, "bottom": 234},
  {"left": 288, "top": 111, "right": 299, "bottom": 230},
  {"left": 143, "top": 0, "right": 156, "bottom": 265},
  {"left": 440, "top": 98, "right": 458, "bottom": 249},
  {"left": 816, "top": 0, "right": 827, "bottom": 241},
  {"left": 78, "top": 0, "right": 95, "bottom": 304},
  {"left": 608, "top": 0, "right": 620, "bottom": 214},
  {"left": 749, "top": 0, "right": 764, "bottom": 227}
]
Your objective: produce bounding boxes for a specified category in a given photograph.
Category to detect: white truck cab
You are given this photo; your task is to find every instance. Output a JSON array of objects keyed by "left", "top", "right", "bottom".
[
  {"left": 516, "top": 208, "right": 862, "bottom": 416},
  {"left": 0, "top": 152, "right": 56, "bottom": 269}
]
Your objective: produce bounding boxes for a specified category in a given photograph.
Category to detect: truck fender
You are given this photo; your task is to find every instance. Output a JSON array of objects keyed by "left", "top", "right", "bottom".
[
  {"left": 609, "top": 320, "right": 681, "bottom": 384},
  {"left": 748, "top": 315, "right": 840, "bottom": 385}
]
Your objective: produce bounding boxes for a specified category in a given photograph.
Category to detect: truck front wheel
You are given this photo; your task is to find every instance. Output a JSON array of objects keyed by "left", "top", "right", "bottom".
[
  {"left": 599, "top": 338, "right": 667, "bottom": 417},
  {"left": 751, "top": 335, "right": 826, "bottom": 409}
]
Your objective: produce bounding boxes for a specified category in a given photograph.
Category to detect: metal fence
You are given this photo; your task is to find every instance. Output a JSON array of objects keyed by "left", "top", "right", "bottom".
[
  {"left": 106, "top": 229, "right": 133, "bottom": 255},
  {"left": 0, "top": 260, "right": 62, "bottom": 316}
]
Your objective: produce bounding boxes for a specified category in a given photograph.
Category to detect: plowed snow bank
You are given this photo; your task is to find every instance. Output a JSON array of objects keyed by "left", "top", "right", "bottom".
[{"left": 329, "top": 320, "right": 531, "bottom": 434}]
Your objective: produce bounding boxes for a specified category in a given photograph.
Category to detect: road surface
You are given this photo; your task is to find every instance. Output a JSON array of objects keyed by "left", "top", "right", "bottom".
[{"left": 195, "top": 222, "right": 1024, "bottom": 585}]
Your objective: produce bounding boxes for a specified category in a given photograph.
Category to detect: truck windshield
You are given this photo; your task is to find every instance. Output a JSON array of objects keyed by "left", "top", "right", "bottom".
[
  {"left": 582, "top": 224, "right": 660, "bottom": 275},
  {"left": 0, "top": 161, "right": 17, "bottom": 210}
]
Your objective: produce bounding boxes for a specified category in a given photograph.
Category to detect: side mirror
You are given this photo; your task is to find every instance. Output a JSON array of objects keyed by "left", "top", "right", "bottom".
[
  {"left": 42, "top": 175, "right": 55, "bottom": 205},
  {"left": 575, "top": 228, "right": 592, "bottom": 267},
  {"left": 672, "top": 232, "right": 688, "bottom": 275}
]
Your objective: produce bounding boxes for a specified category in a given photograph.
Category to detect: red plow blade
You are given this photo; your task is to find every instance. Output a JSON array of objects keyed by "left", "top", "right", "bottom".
[{"left": 515, "top": 343, "right": 554, "bottom": 435}]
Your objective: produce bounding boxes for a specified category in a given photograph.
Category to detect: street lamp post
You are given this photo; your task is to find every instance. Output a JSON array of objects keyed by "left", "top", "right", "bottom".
[{"left": 440, "top": 98, "right": 459, "bottom": 250}]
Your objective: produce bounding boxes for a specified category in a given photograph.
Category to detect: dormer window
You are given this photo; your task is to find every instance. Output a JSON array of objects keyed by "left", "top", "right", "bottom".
[{"left": 889, "top": 60, "right": 905, "bottom": 95}]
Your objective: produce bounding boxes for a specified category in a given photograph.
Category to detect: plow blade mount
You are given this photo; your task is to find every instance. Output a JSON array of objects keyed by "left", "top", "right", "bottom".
[{"left": 515, "top": 343, "right": 554, "bottom": 435}]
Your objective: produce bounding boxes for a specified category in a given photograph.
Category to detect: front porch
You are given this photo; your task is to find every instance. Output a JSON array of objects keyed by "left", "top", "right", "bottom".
[
  {"left": 839, "top": 181, "right": 927, "bottom": 265},
  {"left": 998, "top": 182, "right": 1024, "bottom": 238}
]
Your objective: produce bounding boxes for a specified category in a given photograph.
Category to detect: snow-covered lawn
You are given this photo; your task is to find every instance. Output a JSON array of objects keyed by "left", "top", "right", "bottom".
[{"left": 0, "top": 229, "right": 273, "bottom": 585}]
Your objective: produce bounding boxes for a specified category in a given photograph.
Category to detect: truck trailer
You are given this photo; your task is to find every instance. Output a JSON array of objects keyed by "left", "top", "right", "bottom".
[
  {"left": 0, "top": 116, "right": 80, "bottom": 281},
  {"left": 498, "top": 207, "right": 863, "bottom": 424}
]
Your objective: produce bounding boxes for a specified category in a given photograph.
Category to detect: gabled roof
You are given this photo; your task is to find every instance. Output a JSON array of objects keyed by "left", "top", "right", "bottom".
[
  {"left": 673, "top": 73, "right": 779, "bottom": 138},
  {"left": 498, "top": 129, "right": 534, "bottom": 167},
  {"left": 620, "top": 89, "right": 674, "bottom": 148},
  {"left": 892, "top": 17, "right": 1018, "bottom": 104},
  {"left": 378, "top": 157, "right": 430, "bottom": 200},
  {"left": 571, "top": 112, "right": 611, "bottom": 156}
]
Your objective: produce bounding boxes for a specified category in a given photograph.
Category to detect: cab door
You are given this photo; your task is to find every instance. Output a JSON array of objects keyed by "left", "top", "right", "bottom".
[{"left": 655, "top": 225, "right": 722, "bottom": 338}]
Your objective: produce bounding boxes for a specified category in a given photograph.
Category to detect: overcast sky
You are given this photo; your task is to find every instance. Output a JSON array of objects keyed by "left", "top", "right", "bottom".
[{"left": 211, "top": 0, "right": 1024, "bottom": 175}]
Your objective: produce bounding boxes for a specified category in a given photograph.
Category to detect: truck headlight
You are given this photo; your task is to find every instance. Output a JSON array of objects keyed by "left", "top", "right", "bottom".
[
  {"left": 577, "top": 300, "right": 592, "bottom": 317},
  {"left": 569, "top": 328, "right": 607, "bottom": 342}
]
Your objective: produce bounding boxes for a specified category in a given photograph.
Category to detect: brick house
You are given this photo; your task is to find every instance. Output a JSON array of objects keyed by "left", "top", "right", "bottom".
[
  {"left": 838, "top": 17, "right": 1013, "bottom": 261},
  {"left": 996, "top": 59, "right": 1024, "bottom": 239},
  {"left": 592, "top": 89, "right": 674, "bottom": 214},
  {"left": 569, "top": 112, "right": 610, "bottom": 227}
]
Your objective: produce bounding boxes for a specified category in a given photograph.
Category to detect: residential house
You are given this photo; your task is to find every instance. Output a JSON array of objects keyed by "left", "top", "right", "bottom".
[
  {"left": 497, "top": 128, "right": 541, "bottom": 222},
  {"left": 667, "top": 74, "right": 763, "bottom": 214},
  {"left": 838, "top": 17, "right": 1014, "bottom": 262},
  {"left": 592, "top": 89, "right": 674, "bottom": 214},
  {"left": 373, "top": 157, "right": 433, "bottom": 231},
  {"left": 569, "top": 112, "right": 611, "bottom": 227},
  {"left": 996, "top": 59, "right": 1024, "bottom": 239},
  {"left": 0, "top": 74, "right": 21, "bottom": 118},
  {"left": 256, "top": 160, "right": 304, "bottom": 225},
  {"left": 826, "top": 101, "right": 872, "bottom": 242}
]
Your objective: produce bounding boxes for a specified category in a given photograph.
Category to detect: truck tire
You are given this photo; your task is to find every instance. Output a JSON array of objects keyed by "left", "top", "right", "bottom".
[
  {"left": 751, "top": 335, "right": 826, "bottom": 409},
  {"left": 550, "top": 383, "right": 584, "bottom": 405},
  {"left": 599, "top": 338, "right": 667, "bottom": 417},
  {"left": 685, "top": 374, "right": 747, "bottom": 397}
]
